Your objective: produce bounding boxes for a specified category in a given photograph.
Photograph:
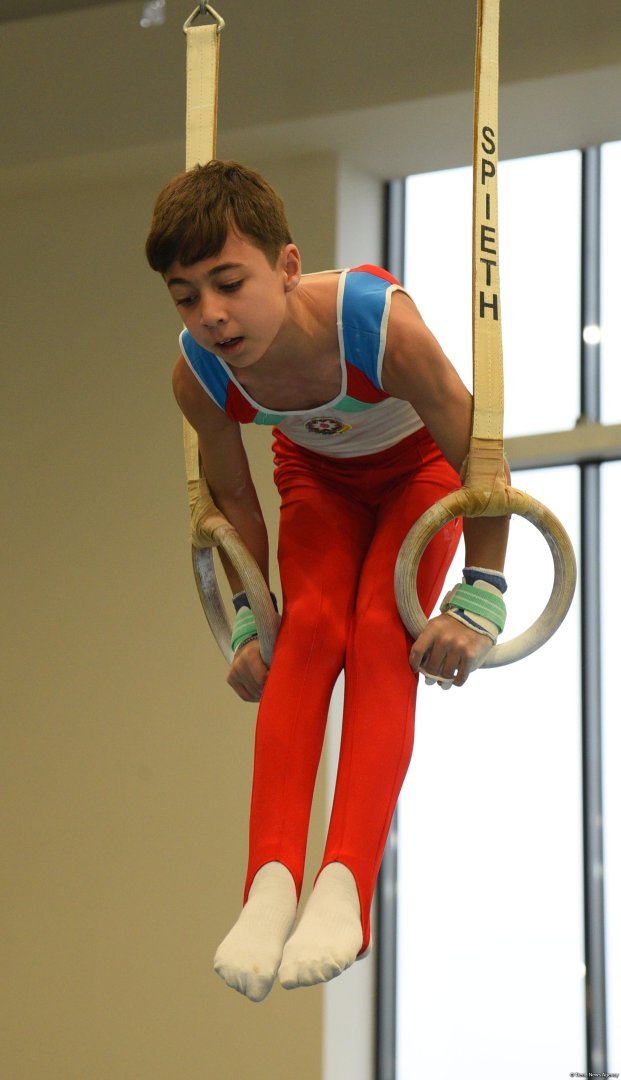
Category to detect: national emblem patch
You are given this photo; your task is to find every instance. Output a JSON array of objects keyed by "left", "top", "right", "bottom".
[{"left": 304, "top": 416, "right": 351, "bottom": 436}]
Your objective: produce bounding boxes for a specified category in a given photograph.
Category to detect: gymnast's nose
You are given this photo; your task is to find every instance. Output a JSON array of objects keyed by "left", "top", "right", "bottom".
[{"left": 199, "top": 291, "right": 227, "bottom": 328}]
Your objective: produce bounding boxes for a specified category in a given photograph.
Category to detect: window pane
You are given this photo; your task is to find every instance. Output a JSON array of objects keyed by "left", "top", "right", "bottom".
[
  {"left": 396, "top": 467, "right": 584, "bottom": 1079},
  {"left": 602, "top": 461, "right": 621, "bottom": 1059},
  {"left": 404, "top": 166, "right": 472, "bottom": 392},
  {"left": 404, "top": 151, "right": 581, "bottom": 439},
  {"left": 601, "top": 141, "right": 621, "bottom": 426}
]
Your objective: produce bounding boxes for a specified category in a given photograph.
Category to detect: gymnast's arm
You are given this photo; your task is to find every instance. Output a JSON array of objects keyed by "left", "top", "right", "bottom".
[
  {"left": 381, "top": 290, "right": 510, "bottom": 685},
  {"left": 172, "top": 355, "right": 271, "bottom": 702}
]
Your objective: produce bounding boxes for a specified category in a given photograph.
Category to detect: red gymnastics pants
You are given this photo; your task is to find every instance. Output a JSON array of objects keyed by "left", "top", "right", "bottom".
[{"left": 243, "top": 426, "right": 462, "bottom": 952}]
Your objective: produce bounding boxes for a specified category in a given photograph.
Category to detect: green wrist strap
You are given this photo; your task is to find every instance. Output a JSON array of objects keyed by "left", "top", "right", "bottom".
[
  {"left": 441, "top": 583, "right": 507, "bottom": 632},
  {"left": 231, "top": 607, "right": 258, "bottom": 654}
]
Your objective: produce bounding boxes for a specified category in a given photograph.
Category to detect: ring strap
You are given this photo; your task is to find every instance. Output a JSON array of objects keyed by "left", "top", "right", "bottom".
[
  {"left": 467, "top": 0, "right": 505, "bottom": 494},
  {"left": 185, "top": 22, "right": 220, "bottom": 172},
  {"left": 393, "top": 0, "right": 578, "bottom": 667},
  {"left": 181, "top": 11, "right": 279, "bottom": 666},
  {"left": 183, "top": 16, "right": 222, "bottom": 541}
]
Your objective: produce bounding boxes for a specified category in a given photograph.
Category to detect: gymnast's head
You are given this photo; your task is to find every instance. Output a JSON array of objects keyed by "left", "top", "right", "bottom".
[{"left": 145, "top": 160, "right": 293, "bottom": 274}]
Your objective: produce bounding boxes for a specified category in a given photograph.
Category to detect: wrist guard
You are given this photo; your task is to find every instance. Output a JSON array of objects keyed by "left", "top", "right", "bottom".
[
  {"left": 440, "top": 566, "right": 507, "bottom": 643},
  {"left": 230, "top": 591, "right": 279, "bottom": 655}
]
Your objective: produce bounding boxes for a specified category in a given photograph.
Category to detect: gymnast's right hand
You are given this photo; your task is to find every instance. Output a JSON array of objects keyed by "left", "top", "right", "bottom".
[{"left": 227, "top": 639, "right": 270, "bottom": 703}]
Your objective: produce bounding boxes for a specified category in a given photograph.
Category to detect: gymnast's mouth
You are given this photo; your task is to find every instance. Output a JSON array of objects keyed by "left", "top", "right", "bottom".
[{"left": 215, "top": 336, "right": 244, "bottom": 353}]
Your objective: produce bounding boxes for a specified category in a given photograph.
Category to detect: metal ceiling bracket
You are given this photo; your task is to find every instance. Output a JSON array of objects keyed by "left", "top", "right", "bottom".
[{"left": 183, "top": 4, "right": 224, "bottom": 33}]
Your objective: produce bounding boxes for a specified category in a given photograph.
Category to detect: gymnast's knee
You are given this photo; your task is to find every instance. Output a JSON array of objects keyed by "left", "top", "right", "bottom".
[
  {"left": 352, "top": 601, "right": 403, "bottom": 638},
  {"left": 279, "top": 596, "right": 350, "bottom": 658}
]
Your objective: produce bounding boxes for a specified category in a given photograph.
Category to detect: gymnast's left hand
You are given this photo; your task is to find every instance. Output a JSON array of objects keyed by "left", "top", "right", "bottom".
[{"left": 408, "top": 612, "right": 493, "bottom": 689}]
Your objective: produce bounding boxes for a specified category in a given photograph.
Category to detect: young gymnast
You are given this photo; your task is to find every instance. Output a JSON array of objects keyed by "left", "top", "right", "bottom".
[{"left": 145, "top": 160, "right": 509, "bottom": 1003}]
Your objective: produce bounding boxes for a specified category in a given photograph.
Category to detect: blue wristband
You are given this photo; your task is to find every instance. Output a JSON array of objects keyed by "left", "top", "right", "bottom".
[{"left": 232, "top": 591, "right": 279, "bottom": 613}]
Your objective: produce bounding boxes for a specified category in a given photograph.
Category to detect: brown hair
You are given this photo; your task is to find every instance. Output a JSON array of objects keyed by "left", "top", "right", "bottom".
[{"left": 145, "top": 160, "right": 293, "bottom": 273}]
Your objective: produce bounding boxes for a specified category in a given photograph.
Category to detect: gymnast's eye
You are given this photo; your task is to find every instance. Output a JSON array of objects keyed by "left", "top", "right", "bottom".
[
  {"left": 219, "top": 280, "right": 243, "bottom": 292},
  {"left": 174, "top": 294, "right": 197, "bottom": 307}
]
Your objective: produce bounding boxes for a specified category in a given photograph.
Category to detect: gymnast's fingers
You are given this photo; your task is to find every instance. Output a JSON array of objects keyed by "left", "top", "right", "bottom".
[{"left": 227, "top": 640, "right": 269, "bottom": 702}]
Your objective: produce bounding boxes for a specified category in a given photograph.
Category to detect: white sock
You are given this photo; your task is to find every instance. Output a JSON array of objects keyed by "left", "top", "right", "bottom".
[
  {"left": 278, "top": 863, "right": 365, "bottom": 990},
  {"left": 214, "top": 862, "right": 297, "bottom": 1003}
]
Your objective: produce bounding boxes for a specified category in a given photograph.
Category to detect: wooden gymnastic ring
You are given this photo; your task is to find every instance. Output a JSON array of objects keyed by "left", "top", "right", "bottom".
[
  {"left": 394, "top": 485, "right": 577, "bottom": 667},
  {"left": 191, "top": 520, "right": 279, "bottom": 665}
]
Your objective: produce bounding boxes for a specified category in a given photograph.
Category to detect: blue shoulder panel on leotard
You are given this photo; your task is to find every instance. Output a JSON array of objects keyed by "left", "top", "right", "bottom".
[
  {"left": 180, "top": 328, "right": 229, "bottom": 412},
  {"left": 340, "top": 268, "right": 393, "bottom": 392}
]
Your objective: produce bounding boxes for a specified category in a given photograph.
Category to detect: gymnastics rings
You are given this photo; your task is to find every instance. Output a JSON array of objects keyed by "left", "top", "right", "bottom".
[
  {"left": 181, "top": 6, "right": 279, "bottom": 668},
  {"left": 394, "top": 481, "right": 577, "bottom": 667},
  {"left": 395, "top": 0, "right": 577, "bottom": 667},
  {"left": 191, "top": 496, "right": 279, "bottom": 665}
]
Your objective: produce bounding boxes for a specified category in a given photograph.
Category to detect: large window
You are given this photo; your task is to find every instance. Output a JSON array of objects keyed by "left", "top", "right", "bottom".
[
  {"left": 381, "top": 145, "right": 621, "bottom": 1080},
  {"left": 403, "top": 151, "right": 582, "bottom": 438},
  {"left": 397, "top": 467, "right": 583, "bottom": 1077}
]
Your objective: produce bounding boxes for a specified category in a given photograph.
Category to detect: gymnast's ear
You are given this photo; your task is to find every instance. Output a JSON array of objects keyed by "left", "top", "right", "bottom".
[{"left": 281, "top": 243, "right": 302, "bottom": 291}]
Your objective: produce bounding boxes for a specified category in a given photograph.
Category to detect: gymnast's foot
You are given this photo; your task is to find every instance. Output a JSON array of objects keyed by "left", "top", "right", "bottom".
[
  {"left": 214, "top": 862, "right": 297, "bottom": 1003},
  {"left": 278, "top": 863, "right": 365, "bottom": 990}
]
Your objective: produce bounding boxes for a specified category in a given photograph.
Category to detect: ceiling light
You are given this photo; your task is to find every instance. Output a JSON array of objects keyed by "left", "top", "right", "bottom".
[{"left": 140, "top": 0, "right": 166, "bottom": 28}]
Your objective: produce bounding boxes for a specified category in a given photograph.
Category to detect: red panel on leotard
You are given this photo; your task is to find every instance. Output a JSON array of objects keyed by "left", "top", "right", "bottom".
[
  {"left": 344, "top": 361, "right": 390, "bottom": 403},
  {"left": 225, "top": 381, "right": 259, "bottom": 423},
  {"left": 350, "top": 264, "right": 402, "bottom": 287}
]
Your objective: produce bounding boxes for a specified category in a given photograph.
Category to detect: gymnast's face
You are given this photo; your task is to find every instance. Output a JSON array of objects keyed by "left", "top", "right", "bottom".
[{"left": 165, "top": 230, "right": 301, "bottom": 368}]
